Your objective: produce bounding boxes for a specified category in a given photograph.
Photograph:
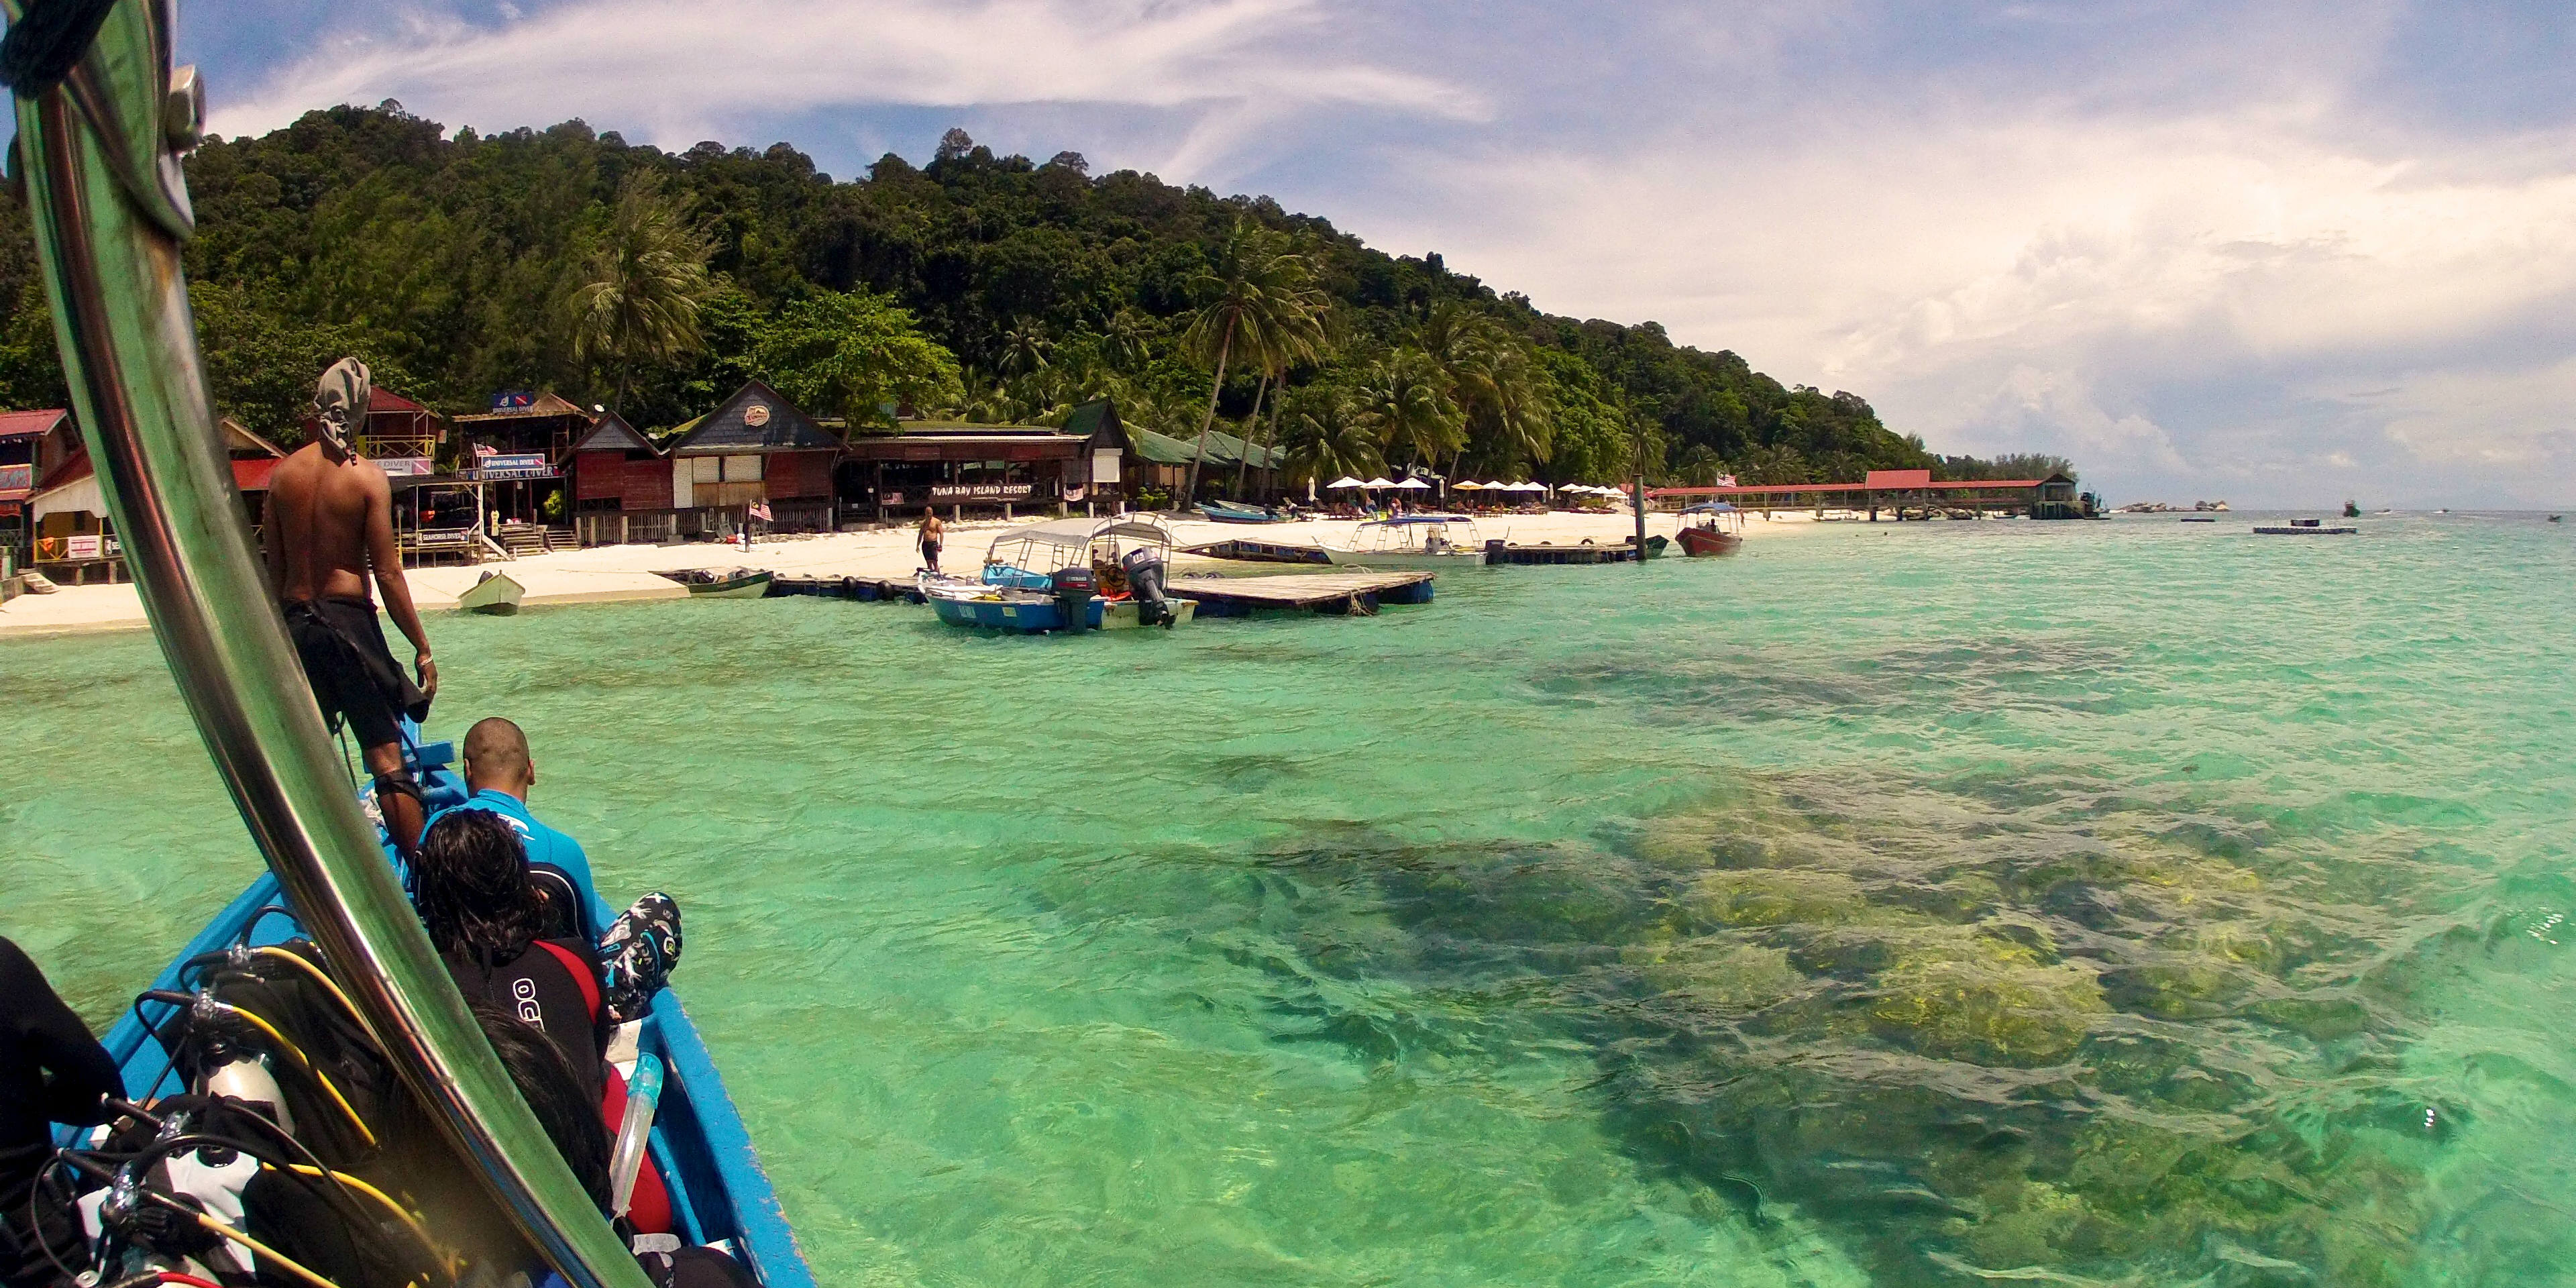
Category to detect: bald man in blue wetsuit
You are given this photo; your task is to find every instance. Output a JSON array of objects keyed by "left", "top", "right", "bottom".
[{"left": 422, "top": 717, "right": 618, "bottom": 940}]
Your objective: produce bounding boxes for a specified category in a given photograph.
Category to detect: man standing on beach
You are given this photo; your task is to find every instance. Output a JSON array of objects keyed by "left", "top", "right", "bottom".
[
  {"left": 918, "top": 508, "right": 945, "bottom": 573},
  {"left": 264, "top": 358, "right": 439, "bottom": 858}
]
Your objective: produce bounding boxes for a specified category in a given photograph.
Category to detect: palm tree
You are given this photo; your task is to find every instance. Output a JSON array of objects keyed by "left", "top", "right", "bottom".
[
  {"left": 997, "top": 319, "right": 1051, "bottom": 379},
  {"left": 1279, "top": 386, "right": 1383, "bottom": 492},
  {"left": 1356, "top": 348, "right": 1462, "bottom": 473},
  {"left": 1180, "top": 219, "right": 1329, "bottom": 504},
  {"left": 1102, "top": 307, "right": 1155, "bottom": 372},
  {"left": 568, "top": 171, "right": 716, "bottom": 413},
  {"left": 1415, "top": 301, "right": 1550, "bottom": 482}
]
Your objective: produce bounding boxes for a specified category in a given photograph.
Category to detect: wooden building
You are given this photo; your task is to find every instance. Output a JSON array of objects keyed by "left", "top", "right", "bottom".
[
  {"left": 292, "top": 386, "right": 445, "bottom": 466},
  {"left": 450, "top": 391, "right": 589, "bottom": 529},
  {"left": 839, "top": 421, "right": 1087, "bottom": 520},
  {"left": 1650, "top": 470, "right": 2097, "bottom": 520},
  {"left": 0, "top": 408, "right": 76, "bottom": 563},
  {"left": 565, "top": 413, "right": 682, "bottom": 546},
  {"left": 667, "top": 382, "right": 840, "bottom": 533},
  {"left": 835, "top": 398, "right": 1196, "bottom": 519}
]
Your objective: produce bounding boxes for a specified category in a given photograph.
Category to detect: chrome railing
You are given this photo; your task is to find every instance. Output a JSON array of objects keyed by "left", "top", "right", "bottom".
[{"left": 3, "top": 0, "right": 652, "bottom": 1283}]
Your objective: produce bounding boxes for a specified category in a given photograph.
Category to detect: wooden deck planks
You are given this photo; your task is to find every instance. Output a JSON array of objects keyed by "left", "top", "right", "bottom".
[{"left": 1170, "top": 570, "right": 1436, "bottom": 614}]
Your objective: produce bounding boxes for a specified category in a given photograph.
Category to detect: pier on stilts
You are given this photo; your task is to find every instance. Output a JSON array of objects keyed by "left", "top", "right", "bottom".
[{"left": 1170, "top": 570, "right": 1435, "bottom": 616}]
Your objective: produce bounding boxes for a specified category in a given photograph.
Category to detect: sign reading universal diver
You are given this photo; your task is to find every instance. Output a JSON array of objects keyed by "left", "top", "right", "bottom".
[
  {"left": 474, "top": 453, "right": 556, "bottom": 481},
  {"left": 928, "top": 482, "right": 1036, "bottom": 502}
]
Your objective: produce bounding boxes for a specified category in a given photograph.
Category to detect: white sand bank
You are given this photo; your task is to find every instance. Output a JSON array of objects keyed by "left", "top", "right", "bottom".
[{"left": 0, "top": 508, "right": 1839, "bottom": 639}]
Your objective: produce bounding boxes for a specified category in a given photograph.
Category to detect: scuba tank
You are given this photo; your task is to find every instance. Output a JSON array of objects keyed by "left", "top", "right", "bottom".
[{"left": 198, "top": 1036, "right": 298, "bottom": 1138}]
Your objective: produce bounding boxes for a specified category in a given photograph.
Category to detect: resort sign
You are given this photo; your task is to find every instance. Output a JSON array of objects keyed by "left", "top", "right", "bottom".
[
  {"left": 473, "top": 453, "right": 556, "bottom": 481},
  {"left": 928, "top": 482, "right": 1035, "bottom": 502}
]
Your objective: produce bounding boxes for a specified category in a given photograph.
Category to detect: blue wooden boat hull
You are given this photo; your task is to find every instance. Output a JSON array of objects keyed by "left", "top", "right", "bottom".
[
  {"left": 933, "top": 594, "right": 1089, "bottom": 631},
  {"left": 67, "top": 877, "right": 816, "bottom": 1286}
]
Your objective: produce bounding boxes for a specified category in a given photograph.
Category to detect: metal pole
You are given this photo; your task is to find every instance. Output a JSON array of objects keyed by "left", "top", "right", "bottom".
[{"left": 9, "top": 13, "right": 651, "bottom": 1287}]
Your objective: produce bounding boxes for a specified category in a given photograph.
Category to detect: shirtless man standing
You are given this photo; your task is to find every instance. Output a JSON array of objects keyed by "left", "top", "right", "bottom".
[
  {"left": 264, "top": 358, "right": 439, "bottom": 857},
  {"left": 917, "top": 508, "right": 945, "bottom": 573}
]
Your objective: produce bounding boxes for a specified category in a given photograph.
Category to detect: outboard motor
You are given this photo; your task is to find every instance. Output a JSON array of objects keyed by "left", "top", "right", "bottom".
[
  {"left": 1122, "top": 545, "right": 1176, "bottom": 628},
  {"left": 1051, "top": 565, "right": 1097, "bottom": 633}
]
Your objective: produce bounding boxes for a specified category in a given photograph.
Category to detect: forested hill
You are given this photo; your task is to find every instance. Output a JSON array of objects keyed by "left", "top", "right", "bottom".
[{"left": 0, "top": 104, "right": 2070, "bottom": 487}]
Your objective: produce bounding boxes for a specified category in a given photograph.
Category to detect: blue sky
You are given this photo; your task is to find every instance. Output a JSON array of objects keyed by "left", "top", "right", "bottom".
[{"left": 189, "top": 0, "right": 2574, "bottom": 506}]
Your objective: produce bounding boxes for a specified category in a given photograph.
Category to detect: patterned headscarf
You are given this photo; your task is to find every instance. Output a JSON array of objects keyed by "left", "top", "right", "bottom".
[{"left": 312, "top": 358, "right": 371, "bottom": 454}]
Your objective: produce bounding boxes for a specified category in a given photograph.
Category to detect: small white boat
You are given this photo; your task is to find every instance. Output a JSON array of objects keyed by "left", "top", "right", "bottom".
[
  {"left": 1316, "top": 516, "right": 1489, "bottom": 570},
  {"left": 453, "top": 569, "right": 525, "bottom": 614}
]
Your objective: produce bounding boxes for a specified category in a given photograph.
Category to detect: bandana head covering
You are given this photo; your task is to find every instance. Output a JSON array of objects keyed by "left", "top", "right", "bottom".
[{"left": 313, "top": 358, "right": 372, "bottom": 454}]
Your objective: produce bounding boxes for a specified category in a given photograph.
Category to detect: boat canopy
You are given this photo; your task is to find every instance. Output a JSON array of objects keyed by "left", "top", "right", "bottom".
[
  {"left": 1364, "top": 514, "right": 1477, "bottom": 525},
  {"left": 989, "top": 515, "right": 1175, "bottom": 551},
  {"left": 1682, "top": 502, "right": 1737, "bottom": 513}
]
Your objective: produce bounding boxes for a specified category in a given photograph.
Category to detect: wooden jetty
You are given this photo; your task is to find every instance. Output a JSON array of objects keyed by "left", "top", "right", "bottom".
[{"left": 1171, "top": 570, "right": 1434, "bottom": 616}]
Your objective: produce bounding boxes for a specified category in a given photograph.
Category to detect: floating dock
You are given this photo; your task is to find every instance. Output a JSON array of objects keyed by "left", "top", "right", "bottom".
[
  {"left": 769, "top": 574, "right": 924, "bottom": 602},
  {"left": 1181, "top": 537, "right": 1331, "bottom": 565},
  {"left": 1171, "top": 570, "right": 1434, "bottom": 616},
  {"left": 2253, "top": 526, "right": 2358, "bottom": 535},
  {"left": 1487, "top": 539, "right": 1659, "bottom": 564}
]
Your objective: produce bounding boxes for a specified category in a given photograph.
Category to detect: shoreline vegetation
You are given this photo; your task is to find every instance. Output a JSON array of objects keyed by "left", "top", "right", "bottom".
[{"left": 0, "top": 107, "right": 2072, "bottom": 494}]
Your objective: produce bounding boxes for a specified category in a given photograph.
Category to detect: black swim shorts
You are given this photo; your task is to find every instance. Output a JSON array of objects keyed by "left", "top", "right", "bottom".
[{"left": 282, "top": 596, "right": 429, "bottom": 750}]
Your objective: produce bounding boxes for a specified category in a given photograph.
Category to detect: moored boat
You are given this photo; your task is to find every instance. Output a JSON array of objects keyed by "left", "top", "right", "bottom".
[
  {"left": 1198, "top": 499, "right": 1295, "bottom": 524},
  {"left": 1316, "top": 516, "right": 1489, "bottom": 570},
  {"left": 1675, "top": 502, "right": 1744, "bottom": 556},
  {"left": 455, "top": 569, "right": 527, "bottom": 614},
  {"left": 656, "top": 568, "right": 775, "bottom": 597},
  {"left": 923, "top": 516, "right": 1193, "bottom": 632}
]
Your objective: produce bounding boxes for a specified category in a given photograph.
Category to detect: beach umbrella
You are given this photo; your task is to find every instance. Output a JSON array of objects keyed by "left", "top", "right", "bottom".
[
  {"left": 1513, "top": 481, "right": 1546, "bottom": 492},
  {"left": 1452, "top": 480, "right": 1483, "bottom": 491},
  {"left": 1392, "top": 477, "right": 1432, "bottom": 490},
  {"left": 1362, "top": 477, "right": 1397, "bottom": 489},
  {"left": 1326, "top": 476, "right": 1365, "bottom": 489}
]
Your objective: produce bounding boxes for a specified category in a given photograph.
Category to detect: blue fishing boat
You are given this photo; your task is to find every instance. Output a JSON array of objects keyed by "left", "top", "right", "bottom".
[
  {"left": 62, "top": 729, "right": 816, "bottom": 1284},
  {"left": 12, "top": 7, "right": 809, "bottom": 1283},
  {"left": 923, "top": 517, "right": 1196, "bottom": 632}
]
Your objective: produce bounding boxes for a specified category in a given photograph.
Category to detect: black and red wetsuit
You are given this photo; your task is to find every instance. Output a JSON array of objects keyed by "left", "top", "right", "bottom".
[{"left": 441, "top": 940, "right": 673, "bottom": 1234}]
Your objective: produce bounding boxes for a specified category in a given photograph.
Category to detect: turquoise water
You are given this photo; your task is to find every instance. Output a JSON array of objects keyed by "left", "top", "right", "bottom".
[{"left": 5, "top": 513, "right": 2574, "bottom": 1285}]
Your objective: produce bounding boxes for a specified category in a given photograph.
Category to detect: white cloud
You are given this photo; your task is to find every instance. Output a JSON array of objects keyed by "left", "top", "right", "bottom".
[
  {"left": 208, "top": 0, "right": 1481, "bottom": 164},
  {"left": 2339, "top": 354, "right": 2576, "bottom": 474},
  {"left": 1342, "top": 106, "right": 2576, "bottom": 502},
  {"left": 195, "top": 0, "right": 2576, "bottom": 504}
]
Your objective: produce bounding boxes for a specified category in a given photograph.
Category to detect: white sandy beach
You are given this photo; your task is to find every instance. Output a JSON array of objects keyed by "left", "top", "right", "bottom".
[{"left": 0, "top": 508, "right": 1845, "bottom": 639}]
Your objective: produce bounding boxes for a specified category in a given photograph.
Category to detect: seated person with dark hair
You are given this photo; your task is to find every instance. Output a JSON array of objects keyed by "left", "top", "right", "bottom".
[
  {"left": 411, "top": 810, "right": 675, "bottom": 1234},
  {"left": 423, "top": 716, "right": 615, "bottom": 942}
]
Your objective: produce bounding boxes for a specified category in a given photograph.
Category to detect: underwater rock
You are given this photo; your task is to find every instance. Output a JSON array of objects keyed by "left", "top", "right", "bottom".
[
  {"left": 1687, "top": 868, "right": 1879, "bottom": 928},
  {"left": 1868, "top": 929, "right": 2108, "bottom": 1066},
  {"left": 1626, "top": 941, "right": 1807, "bottom": 1012}
]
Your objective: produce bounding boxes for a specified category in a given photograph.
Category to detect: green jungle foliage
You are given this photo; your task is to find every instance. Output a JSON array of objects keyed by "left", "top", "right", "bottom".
[{"left": 0, "top": 103, "right": 2069, "bottom": 486}]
